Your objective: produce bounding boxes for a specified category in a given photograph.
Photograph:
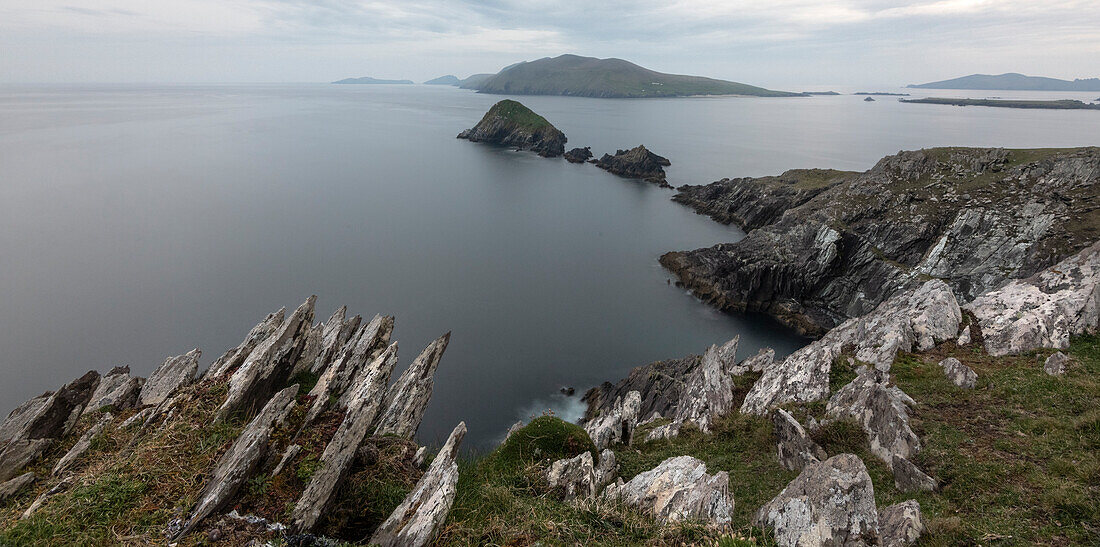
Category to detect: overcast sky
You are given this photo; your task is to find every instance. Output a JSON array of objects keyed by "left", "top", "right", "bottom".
[{"left": 2, "top": 0, "right": 1098, "bottom": 88}]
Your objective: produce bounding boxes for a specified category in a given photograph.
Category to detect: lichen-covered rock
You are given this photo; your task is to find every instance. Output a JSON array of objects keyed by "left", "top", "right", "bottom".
[
  {"left": 292, "top": 344, "right": 398, "bottom": 532},
  {"left": 1045, "top": 351, "right": 1070, "bottom": 375},
  {"left": 742, "top": 280, "right": 960, "bottom": 415},
  {"left": 956, "top": 325, "right": 972, "bottom": 346},
  {"left": 457, "top": 100, "right": 567, "bottom": 157},
  {"left": 596, "top": 449, "right": 617, "bottom": 490},
  {"left": 546, "top": 451, "right": 598, "bottom": 500},
  {"left": 310, "top": 306, "right": 362, "bottom": 375},
  {"left": 0, "top": 472, "right": 34, "bottom": 501},
  {"left": 594, "top": 145, "right": 672, "bottom": 186},
  {"left": 938, "top": 357, "right": 977, "bottom": 388},
  {"left": 602, "top": 455, "right": 732, "bottom": 526},
  {"left": 52, "top": 412, "right": 112, "bottom": 476},
  {"left": 371, "top": 421, "right": 466, "bottom": 547},
  {"left": 303, "top": 314, "right": 393, "bottom": 426},
  {"left": 584, "top": 391, "right": 641, "bottom": 450},
  {"left": 826, "top": 370, "right": 920, "bottom": 468},
  {"left": 205, "top": 308, "right": 285, "bottom": 380},
  {"left": 0, "top": 371, "right": 100, "bottom": 482},
  {"left": 773, "top": 409, "right": 826, "bottom": 471},
  {"left": 755, "top": 454, "right": 879, "bottom": 547},
  {"left": 374, "top": 333, "right": 450, "bottom": 438},
  {"left": 672, "top": 336, "right": 740, "bottom": 432},
  {"left": 734, "top": 347, "right": 775, "bottom": 375},
  {"left": 583, "top": 355, "right": 699, "bottom": 427},
  {"left": 968, "top": 240, "right": 1100, "bottom": 356},
  {"left": 177, "top": 385, "right": 298, "bottom": 538},
  {"left": 140, "top": 350, "right": 200, "bottom": 407},
  {"left": 879, "top": 500, "right": 925, "bottom": 546},
  {"left": 83, "top": 366, "right": 142, "bottom": 416},
  {"left": 892, "top": 455, "right": 937, "bottom": 493}
]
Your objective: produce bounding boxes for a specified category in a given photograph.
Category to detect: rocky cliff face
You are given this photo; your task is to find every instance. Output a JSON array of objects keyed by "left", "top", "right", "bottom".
[
  {"left": 664, "top": 147, "right": 1100, "bottom": 335},
  {"left": 457, "top": 100, "right": 567, "bottom": 157}
]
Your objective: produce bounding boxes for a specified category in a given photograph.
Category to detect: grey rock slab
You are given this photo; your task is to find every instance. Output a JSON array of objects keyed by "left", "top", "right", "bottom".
[
  {"left": 272, "top": 444, "right": 302, "bottom": 477},
  {"left": 178, "top": 384, "right": 299, "bottom": 539},
  {"left": 673, "top": 336, "right": 740, "bottom": 432},
  {"left": 968, "top": 240, "right": 1100, "bottom": 356},
  {"left": 292, "top": 343, "right": 398, "bottom": 532},
  {"left": 0, "top": 393, "right": 52, "bottom": 446},
  {"left": 956, "top": 325, "right": 971, "bottom": 346},
  {"left": 826, "top": 370, "right": 920, "bottom": 468},
  {"left": 755, "top": 454, "right": 879, "bottom": 547},
  {"left": 117, "top": 407, "right": 154, "bottom": 430},
  {"left": 21, "top": 479, "right": 69, "bottom": 520},
  {"left": 602, "top": 455, "right": 732, "bottom": 526},
  {"left": 140, "top": 350, "right": 200, "bottom": 407},
  {"left": 1045, "top": 351, "right": 1070, "bottom": 375},
  {"left": 742, "top": 280, "right": 961, "bottom": 415},
  {"left": 735, "top": 347, "right": 775, "bottom": 375},
  {"left": 596, "top": 449, "right": 618, "bottom": 490},
  {"left": 83, "top": 366, "right": 142, "bottom": 416},
  {"left": 773, "top": 409, "right": 826, "bottom": 471},
  {"left": 53, "top": 412, "right": 113, "bottom": 476},
  {"left": 892, "top": 455, "right": 937, "bottom": 493},
  {"left": 371, "top": 421, "right": 466, "bottom": 547},
  {"left": 0, "top": 472, "right": 34, "bottom": 501},
  {"left": 0, "top": 371, "right": 100, "bottom": 481},
  {"left": 938, "top": 357, "right": 977, "bottom": 388},
  {"left": 374, "top": 332, "right": 450, "bottom": 438},
  {"left": 310, "top": 307, "right": 363, "bottom": 375},
  {"left": 584, "top": 390, "right": 641, "bottom": 450},
  {"left": 546, "top": 451, "right": 598, "bottom": 500},
  {"left": 303, "top": 314, "right": 393, "bottom": 426},
  {"left": 205, "top": 308, "right": 285, "bottom": 380},
  {"left": 879, "top": 500, "right": 925, "bottom": 546}
]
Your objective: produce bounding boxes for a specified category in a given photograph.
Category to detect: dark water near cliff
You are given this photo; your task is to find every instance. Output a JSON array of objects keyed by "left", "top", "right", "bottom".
[{"left": 2, "top": 84, "right": 1099, "bottom": 449}]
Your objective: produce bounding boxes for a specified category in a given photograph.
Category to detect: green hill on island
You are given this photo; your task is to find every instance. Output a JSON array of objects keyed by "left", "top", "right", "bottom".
[
  {"left": 332, "top": 76, "right": 414, "bottom": 85},
  {"left": 470, "top": 54, "right": 801, "bottom": 98},
  {"left": 910, "top": 73, "right": 1100, "bottom": 91}
]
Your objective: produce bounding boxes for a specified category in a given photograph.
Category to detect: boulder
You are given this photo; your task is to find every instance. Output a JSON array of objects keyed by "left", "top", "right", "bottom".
[
  {"left": 742, "top": 280, "right": 960, "bottom": 415},
  {"left": 371, "top": 421, "right": 466, "bottom": 547},
  {"left": 52, "top": 412, "right": 113, "bottom": 476},
  {"left": 83, "top": 366, "right": 142, "bottom": 416},
  {"left": 755, "top": 454, "right": 879, "bottom": 546},
  {"left": 374, "top": 333, "right": 450, "bottom": 437},
  {"left": 584, "top": 391, "right": 641, "bottom": 450},
  {"left": 292, "top": 343, "right": 398, "bottom": 532},
  {"left": 773, "top": 409, "right": 826, "bottom": 471},
  {"left": 205, "top": 308, "right": 285, "bottom": 380},
  {"left": 140, "top": 350, "right": 200, "bottom": 407},
  {"left": 602, "top": 455, "right": 732, "bottom": 526},
  {"left": 826, "top": 370, "right": 920, "bottom": 468},
  {"left": 938, "top": 357, "right": 977, "bottom": 388},
  {"left": 546, "top": 451, "right": 598, "bottom": 500},
  {"left": 457, "top": 100, "right": 567, "bottom": 157},
  {"left": 564, "top": 146, "right": 593, "bottom": 163},
  {"left": 0, "top": 472, "right": 34, "bottom": 501},
  {"left": 594, "top": 145, "right": 672, "bottom": 186},
  {"left": 1045, "top": 351, "right": 1069, "bottom": 375},
  {"left": 892, "top": 455, "right": 937, "bottom": 493},
  {"left": 177, "top": 384, "right": 298, "bottom": 538},
  {"left": 956, "top": 325, "right": 972, "bottom": 346},
  {"left": 879, "top": 500, "right": 925, "bottom": 546},
  {"left": 968, "top": 240, "right": 1100, "bottom": 356}
]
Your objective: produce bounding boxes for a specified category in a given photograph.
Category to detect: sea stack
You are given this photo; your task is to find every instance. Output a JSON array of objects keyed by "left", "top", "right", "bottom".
[
  {"left": 457, "top": 100, "right": 567, "bottom": 157},
  {"left": 594, "top": 145, "right": 672, "bottom": 187}
]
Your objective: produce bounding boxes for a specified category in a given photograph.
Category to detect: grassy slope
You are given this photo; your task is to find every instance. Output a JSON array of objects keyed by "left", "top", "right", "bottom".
[{"left": 483, "top": 99, "right": 556, "bottom": 131}]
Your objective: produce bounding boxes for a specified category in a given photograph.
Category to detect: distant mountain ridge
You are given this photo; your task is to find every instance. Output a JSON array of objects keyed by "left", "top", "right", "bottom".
[
  {"left": 424, "top": 75, "right": 460, "bottom": 85},
  {"left": 910, "top": 73, "right": 1100, "bottom": 91},
  {"left": 469, "top": 54, "right": 800, "bottom": 98},
  {"left": 333, "top": 76, "right": 414, "bottom": 85}
]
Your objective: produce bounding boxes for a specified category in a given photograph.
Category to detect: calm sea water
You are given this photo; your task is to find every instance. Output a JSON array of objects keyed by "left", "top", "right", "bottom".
[{"left": 1, "top": 84, "right": 1099, "bottom": 449}]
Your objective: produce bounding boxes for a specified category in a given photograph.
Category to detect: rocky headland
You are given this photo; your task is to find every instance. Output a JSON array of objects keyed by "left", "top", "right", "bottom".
[{"left": 457, "top": 99, "right": 567, "bottom": 157}]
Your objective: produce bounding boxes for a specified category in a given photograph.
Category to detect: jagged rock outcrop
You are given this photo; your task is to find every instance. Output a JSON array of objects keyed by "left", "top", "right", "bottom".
[
  {"left": 596, "top": 449, "right": 617, "bottom": 490},
  {"left": 602, "top": 455, "right": 732, "bottom": 525},
  {"left": 303, "top": 314, "right": 393, "bottom": 426},
  {"left": 546, "top": 451, "right": 598, "bottom": 500},
  {"left": 826, "top": 371, "right": 920, "bottom": 468},
  {"left": 879, "top": 500, "right": 925, "bottom": 546},
  {"left": 892, "top": 455, "right": 937, "bottom": 493},
  {"left": 938, "top": 357, "right": 977, "bottom": 388},
  {"left": 583, "top": 390, "right": 640, "bottom": 450},
  {"left": 756, "top": 453, "right": 879, "bottom": 546},
  {"left": 1045, "top": 351, "right": 1069, "bottom": 375},
  {"left": 205, "top": 309, "right": 285, "bottom": 380},
  {"left": 52, "top": 411, "right": 112, "bottom": 476},
  {"left": 0, "top": 472, "right": 34, "bottom": 501},
  {"left": 732, "top": 347, "right": 775, "bottom": 375},
  {"left": 773, "top": 409, "right": 826, "bottom": 471},
  {"left": 665, "top": 147, "right": 1100, "bottom": 335},
  {"left": 217, "top": 296, "right": 316, "bottom": 421},
  {"left": 371, "top": 421, "right": 466, "bottom": 547},
  {"left": 83, "top": 366, "right": 142, "bottom": 416},
  {"left": 0, "top": 393, "right": 53, "bottom": 446},
  {"left": 374, "top": 333, "right": 450, "bottom": 438},
  {"left": 583, "top": 355, "right": 700, "bottom": 426},
  {"left": 668, "top": 337, "right": 740, "bottom": 433},
  {"left": 310, "top": 307, "right": 362, "bottom": 374},
  {"left": 564, "top": 146, "right": 593, "bottom": 163},
  {"left": 673, "top": 169, "right": 853, "bottom": 230},
  {"left": 742, "top": 280, "right": 960, "bottom": 414},
  {"left": 0, "top": 371, "right": 100, "bottom": 482},
  {"left": 178, "top": 385, "right": 298, "bottom": 538},
  {"left": 967, "top": 240, "right": 1100, "bottom": 356},
  {"left": 292, "top": 343, "right": 398, "bottom": 532},
  {"left": 457, "top": 100, "right": 567, "bottom": 157},
  {"left": 594, "top": 145, "right": 671, "bottom": 186},
  {"left": 140, "top": 350, "right": 200, "bottom": 407}
]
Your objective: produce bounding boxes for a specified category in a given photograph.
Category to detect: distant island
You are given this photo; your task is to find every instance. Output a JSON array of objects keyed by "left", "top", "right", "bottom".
[
  {"left": 458, "top": 74, "right": 494, "bottom": 89},
  {"left": 802, "top": 91, "right": 840, "bottom": 96},
  {"left": 467, "top": 54, "right": 802, "bottom": 98},
  {"left": 332, "top": 77, "right": 414, "bottom": 85},
  {"left": 910, "top": 73, "right": 1100, "bottom": 91},
  {"left": 900, "top": 97, "right": 1100, "bottom": 110},
  {"left": 854, "top": 92, "right": 909, "bottom": 96},
  {"left": 424, "top": 75, "right": 460, "bottom": 85}
]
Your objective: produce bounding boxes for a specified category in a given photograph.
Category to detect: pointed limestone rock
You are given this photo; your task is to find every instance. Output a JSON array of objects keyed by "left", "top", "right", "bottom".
[
  {"left": 602, "top": 455, "right": 732, "bottom": 525},
  {"left": 0, "top": 393, "right": 53, "bottom": 446},
  {"left": 734, "top": 347, "right": 775, "bottom": 375},
  {"left": 139, "top": 350, "right": 200, "bottom": 407},
  {"left": 53, "top": 412, "right": 113, "bottom": 476},
  {"left": 879, "top": 500, "right": 925, "bottom": 546},
  {"left": 205, "top": 308, "right": 285, "bottom": 380},
  {"left": 310, "top": 307, "right": 363, "bottom": 374},
  {"left": 773, "top": 409, "right": 826, "bottom": 471},
  {"left": 292, "top": 344, "right": 398, "bottom": 532},
  {"left": 83, "top": 366, "right": 142, "bottom": 416},
  {"left": 826, "top": 370, "right": 920, "bottom": 468},
  {"left": 0, "top": 472, "right": 34, "bottom": 501},
  {"left": 290, "top": 324, "right": 323, "bottom": 379},
  {"left": 892, "top": 455, "right": 938, "bottom": 493},
  {"left": 546, "top": 451, "right": 598, "bottom": 500},
  {"left": 272, "top": 444, "right": 302, "bottom": 477},
  {"left": 0, "top": 371, "right": 100, "bottom": 482},
  {"left": 303, "top": 314, "right": 393, "bottom": 426},
  {"left": 374, "top": 332, "right": 450, "bottom": 437},
  {"left": 584, "top": 390, "right": 641, "bottom": 450},
  {"left": 177, "top": 384, "right": 298, "bottom": 539},
  {"left": 217, "top": 296, "right": 316, "bottom": 421},
  {"left": 673, "top": 336, "right": 740, "bottom": 432},
  {"left": 371, "top": 421, "right": 466, "bottom": 547}
]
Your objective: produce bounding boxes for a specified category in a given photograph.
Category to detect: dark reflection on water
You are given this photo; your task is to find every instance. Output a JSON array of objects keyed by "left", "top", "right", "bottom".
[{"left": 2, "top": 84, "right": 1098, "bottom": 448}]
